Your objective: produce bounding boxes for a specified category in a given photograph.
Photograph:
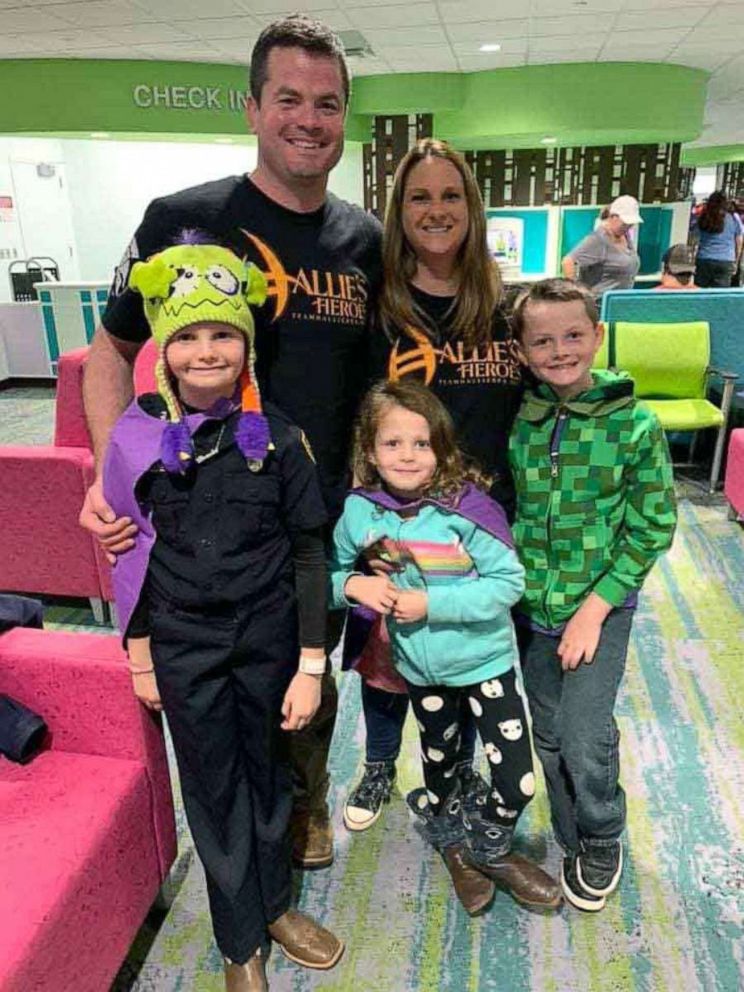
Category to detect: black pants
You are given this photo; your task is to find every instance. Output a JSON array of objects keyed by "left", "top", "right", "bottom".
[
  {"left": 150, "top": 586, "right": 297, "bottom": 963},
  {"left": 406, "top": 669, "right": 535, "bottom": 826},
  {"left": 695, "top": 258, "right": 735, "bottom": 288}
]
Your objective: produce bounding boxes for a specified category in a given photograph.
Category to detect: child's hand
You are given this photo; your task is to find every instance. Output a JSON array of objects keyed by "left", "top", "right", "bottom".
[
  {"left": 557, "top": 594, "right": 611, "bottom": 671},
  {"left": 127, "top": 636, "right": 163, "bottom": 711},
  {"left": 344, "top": 574, "right": 398, "bottom": 614},
  {"left": 281, "top": 672, "right": 321, "bottom": 731},
  {"left": 392, "top": 590, "right": 428, "bottom": 624}
]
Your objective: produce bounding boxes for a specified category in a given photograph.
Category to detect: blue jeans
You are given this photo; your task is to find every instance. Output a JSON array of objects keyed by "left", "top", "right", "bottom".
[
  {"left": 362, "top": 680, "right": 477, "bottom": 765},
  {"left": 517, "top": 609, "right": 633, "bottom": 853}
]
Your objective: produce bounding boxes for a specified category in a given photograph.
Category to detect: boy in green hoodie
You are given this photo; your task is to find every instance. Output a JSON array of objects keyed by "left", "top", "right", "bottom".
[{"left": 508, "top": 278, "right": 676, "bottom": 912}]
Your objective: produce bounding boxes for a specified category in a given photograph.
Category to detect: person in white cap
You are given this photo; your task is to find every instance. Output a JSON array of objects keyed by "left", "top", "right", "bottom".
[{"left": 562, "top": 195, "right": 642, "bottom": 301}]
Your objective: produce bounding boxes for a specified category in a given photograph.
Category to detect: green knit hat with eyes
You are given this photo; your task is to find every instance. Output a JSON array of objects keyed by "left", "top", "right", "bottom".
[{"left": 128, "top": 242, "right": 270, "bottom": 473}]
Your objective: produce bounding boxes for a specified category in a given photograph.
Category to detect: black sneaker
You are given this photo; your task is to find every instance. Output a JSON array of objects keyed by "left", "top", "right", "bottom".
[
  {"left": 561, "top": 853, "right": 606, "bottom": 912},
  {"left": 577, "top": 841, "right": 623, "bottom": 897},
  {"left": 343, "top": 760, "right": 396, "bottom": 832}
]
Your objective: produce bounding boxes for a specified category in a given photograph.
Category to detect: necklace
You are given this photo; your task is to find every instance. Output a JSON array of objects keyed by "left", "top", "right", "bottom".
[{"left": 194, "top": 422, "right": 226, "bottom": 464}]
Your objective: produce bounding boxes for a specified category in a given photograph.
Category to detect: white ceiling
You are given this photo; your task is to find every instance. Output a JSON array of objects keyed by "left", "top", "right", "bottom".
[{"left": 0, "top": 0, "right": 741, "bottom": 148}]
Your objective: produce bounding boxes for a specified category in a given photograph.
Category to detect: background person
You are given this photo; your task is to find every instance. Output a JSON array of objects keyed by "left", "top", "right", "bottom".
[
  {"left": 562, "top": 195, "right": 642, "bottom": 300},
  {"left": 690, "top": 190, "right": 743, "bottom": 288},
  {"left": 78, "top": 14, "right": 383, "bottom": 871},
  {"left": 655, "top": 243, "right": 698, "bottom": 290}
]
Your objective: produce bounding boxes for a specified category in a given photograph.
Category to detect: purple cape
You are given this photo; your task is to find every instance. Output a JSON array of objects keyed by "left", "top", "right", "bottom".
[
  {"left": 341, "top": 483, "right": 514, "bottom": 671},
  {"left": 103, "top": 396, "right": 237, "bottom": 639}
]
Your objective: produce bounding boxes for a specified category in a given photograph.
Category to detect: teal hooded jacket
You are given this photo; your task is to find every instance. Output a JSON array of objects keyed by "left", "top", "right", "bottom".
[{"left": 329, "top": 485, "right": 525, "bottom": 688}]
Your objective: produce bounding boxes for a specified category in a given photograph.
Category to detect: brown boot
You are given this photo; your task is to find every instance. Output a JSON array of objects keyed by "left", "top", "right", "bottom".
[
  {"left": 441, "top": 843, "right": 495, "bottom": 916},
  {"left": 268, "top": 909, "right": 344, "bottom": 970},
  {"left": 474, "top": 852, "right": 562, "bottom": 910},
  {"left": 224, "top": 949, "right": 268, "bottom": 991},
  {"left": 289, "top": 808, "right": 334, "bottom": 869}
]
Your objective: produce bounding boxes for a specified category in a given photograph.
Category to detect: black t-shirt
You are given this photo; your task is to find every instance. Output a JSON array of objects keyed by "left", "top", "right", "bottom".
[
  {"left": 135, "top": 399, "right": 327, "bottom": 617},
  {"left": 369, "top": 285, "right": 523, "bottom": 514},
  {"left": 103, "top": 176, "right": 383, "bottom": 517}
]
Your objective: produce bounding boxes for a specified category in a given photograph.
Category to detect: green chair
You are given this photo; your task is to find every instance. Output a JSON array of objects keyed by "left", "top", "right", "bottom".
[
  {"left": 613, "top": 321, "right": 738, "bottom": 492},
  {"left": 591, "top": 322, "right": 610, "bottom": 370}
]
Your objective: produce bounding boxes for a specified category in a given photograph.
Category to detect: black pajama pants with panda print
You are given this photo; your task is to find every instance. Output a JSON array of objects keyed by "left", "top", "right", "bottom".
[{"left": 406, "top": 668, "right": 536, "bottom": 827}]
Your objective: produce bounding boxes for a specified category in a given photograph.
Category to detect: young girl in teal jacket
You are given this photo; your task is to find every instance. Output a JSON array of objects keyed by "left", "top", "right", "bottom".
[{"left": 329, "top": 380, "right": 561, "bottom": 914}]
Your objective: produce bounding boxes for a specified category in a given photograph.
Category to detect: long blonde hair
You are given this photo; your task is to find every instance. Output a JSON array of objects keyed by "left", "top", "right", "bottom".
[{"left": 380, "top": 138, "right": 502, "bottom": 352}]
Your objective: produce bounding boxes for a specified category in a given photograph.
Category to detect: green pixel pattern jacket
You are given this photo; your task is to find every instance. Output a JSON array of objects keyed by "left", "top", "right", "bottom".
[{"left": 509, "top": 370, "right": 677, "bottom": 629}]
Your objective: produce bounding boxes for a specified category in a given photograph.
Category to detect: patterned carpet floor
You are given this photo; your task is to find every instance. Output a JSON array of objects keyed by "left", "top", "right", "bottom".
[{"left": 2, "top": 385, "right": 743, "bottom": 991}]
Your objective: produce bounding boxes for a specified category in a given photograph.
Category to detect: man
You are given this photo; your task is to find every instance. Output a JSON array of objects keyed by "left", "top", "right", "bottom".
[
  {"left": 655, "top": 243, "right": 698, "bottom": 290},
  {"left": 79, "top": 15, "right": 383, "bottom": 873}
]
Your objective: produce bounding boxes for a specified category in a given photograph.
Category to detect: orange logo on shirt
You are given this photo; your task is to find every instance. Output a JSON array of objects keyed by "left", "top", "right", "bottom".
[{"left": 240, "top": 230, "right": 368, "bottom": 326}]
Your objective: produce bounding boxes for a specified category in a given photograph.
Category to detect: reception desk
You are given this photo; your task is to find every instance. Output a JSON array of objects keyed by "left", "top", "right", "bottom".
[{"left": 0, "top": 282, "right": 108, "bottom": 379}]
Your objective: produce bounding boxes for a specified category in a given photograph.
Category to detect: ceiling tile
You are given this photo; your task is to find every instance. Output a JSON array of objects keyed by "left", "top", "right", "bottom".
[
  {"left": 178, "top": 17, "right": 259, "bottom": 41},
  {"left": 11, "top": 27, "right": 117, "bottom": 52},
  {"left": 1, "top": 7, "right": 73, "bottom": 31},
  {"left": 98, "top": 21, "right": 193, "bottom": 43},
  {"left": 621, "top": 0, "right": 716, "bottom": 9},
  {"left": 452, "top": 38, "right": 528, "bottom": 57},
  {"left": 531, "top": 0, "right": 621, "bottom": 13},
  {"left": 349, "top": 57, "right": 394, "bottom": 75},
  {"left": 609, "top": 26, "right": 691, "bottom": 45},
  {"left": 205, "top": 39, "right": 257, "bottom": 58},
  {"left": 528, "top": 14, "right": 617, "bottom": 37},
  {"left": 457, "top": 53, "right": 526, "bottom": 70},
  {"left": 348, "top": 4, "right": 440, "bottom": 30},
  {"left": 132, "top": 0, "right": 255, "bottom": 17},
  {"left": 527, "top": 51, "right": 599, "bottom": 64},
  {"left": 45, "top": 1, "right": 147, "bottom": 27},
  {"left": 133, "top": 41, "right": 222, "bottom": 59},
  {"left": 529, "top": 34, "right": 607, "bottom": 53},
  {"left": 384, "top": 47, "right": 458, "bottom": 69},
  {"left": 615, "top": 6, "right": 712, "bottom": 31},
  {"left": 446, "top": 19, "right": 530, "bottom": 42},
  {"left": 695, "top": 2, "right": 744, "bottom": 28},
  {"left": 669, "top": 49, "right": 735, "bottom": 71},
  {"left": 364, "top": 25, "right": 448, "bottom": 48},
  {"left": 437, "top": 0, "right": 528, "bottom": 24}
]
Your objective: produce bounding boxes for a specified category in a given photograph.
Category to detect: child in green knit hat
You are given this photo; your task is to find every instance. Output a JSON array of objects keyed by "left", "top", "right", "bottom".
[
  {"left": 509, "top": 277, "right": 676, "bottom": 913},
  {"left": 103, "top": 237, "right": 344, "bottom": 986}
]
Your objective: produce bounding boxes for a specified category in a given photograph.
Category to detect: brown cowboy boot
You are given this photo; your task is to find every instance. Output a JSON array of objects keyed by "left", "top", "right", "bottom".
[
  {"left": 224, "top": 949, "right": 268, "bottom": 991},
  {"left": 441, "top": 843, "right": 496, "bottom": 916},
  {"left": 471, "top": 851, "right": 562, "bottom": 910},
  {"left": 289, "top": 807, "right": 334, "bottom": 869},
  {"left": 268, "top": 909, "right": 344, "bottom": 970}
]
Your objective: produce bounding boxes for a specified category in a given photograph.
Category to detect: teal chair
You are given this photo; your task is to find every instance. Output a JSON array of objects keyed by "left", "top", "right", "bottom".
[{"left": 613, "top": 321, "right": 738, "bottom": 492}]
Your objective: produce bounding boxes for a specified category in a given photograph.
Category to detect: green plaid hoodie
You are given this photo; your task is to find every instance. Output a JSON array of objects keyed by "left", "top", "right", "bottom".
[{"left": 509, "top": 370, "right": 677, "bottom": 629}]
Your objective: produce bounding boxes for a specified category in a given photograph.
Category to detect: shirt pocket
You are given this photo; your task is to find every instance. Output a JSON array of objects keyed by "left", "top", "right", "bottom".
[
  {"left": 149, "top": 480, "right": 192, "bottom": 553},
  {"left": 222, "top": 472, "right": 282, "bottom": 549}
]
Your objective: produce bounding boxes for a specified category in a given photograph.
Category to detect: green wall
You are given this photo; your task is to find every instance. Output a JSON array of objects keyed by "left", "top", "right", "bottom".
[{"left": 0, "top": 59, "right": 708, "bottom": 150}]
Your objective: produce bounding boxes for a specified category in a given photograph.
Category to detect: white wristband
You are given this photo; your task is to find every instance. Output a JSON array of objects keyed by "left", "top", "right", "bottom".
[{"left": 298, "top": 654, "right": 326, "bottom": 676}]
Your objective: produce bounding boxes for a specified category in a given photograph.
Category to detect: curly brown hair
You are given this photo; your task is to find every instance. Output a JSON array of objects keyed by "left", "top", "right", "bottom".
[{"left": 353, "top": 380, "right": 488, "bottom": 500}]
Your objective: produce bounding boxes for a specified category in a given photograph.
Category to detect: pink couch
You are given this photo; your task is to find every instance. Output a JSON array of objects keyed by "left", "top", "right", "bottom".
[
  {"left": 0, "top": 628, "right": 177, "bottom": 992},
  {"left": 724, "top": 429, "right": 744, "bottom": 520},
  {"left": 0, "top": 347, "right": 113, "bottom": 621}
]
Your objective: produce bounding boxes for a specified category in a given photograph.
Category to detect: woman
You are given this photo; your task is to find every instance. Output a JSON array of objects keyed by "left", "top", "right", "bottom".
[
  {"left": 691, "top": 191, "right": 743, "bottom": 288},
  {"left": 343, "top": 138, "right": 529, "bottom": 912},
  {"left": 562, "top": 195, "right": 642, "bottom": 300}
]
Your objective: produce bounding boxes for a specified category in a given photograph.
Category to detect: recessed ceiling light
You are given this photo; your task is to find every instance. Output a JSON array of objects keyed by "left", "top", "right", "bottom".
[
  {"left": 479, "top": 43, "right": 501, "bottom": 53},
  {"left": 541, "top": 136, "right": 557, "bottom": 144},
  {"left": 90, "top": 132, "right": 110, "bottom": 139}
]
